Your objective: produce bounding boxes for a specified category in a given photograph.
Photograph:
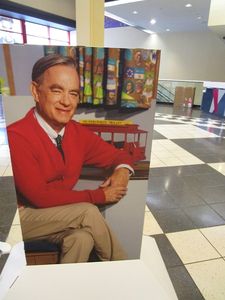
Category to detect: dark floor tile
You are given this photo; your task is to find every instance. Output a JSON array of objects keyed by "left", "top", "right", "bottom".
[
  {"left": 147, "top": 192, "right": 178, "bottom": 210},
  {"left": 148, "top": 175, "right": 186, "bottom": 193},
  {"left": 172, "top": 138, "right": 225, "bottom": 159},
  {"left": 179, "top": 176, "right": 200, "bottom": 189},
  {"left": 153, "top": 130, "right": 167, "bottom": 140},
  {"left": 149, "top": 164, "right": 217, "bottom": 178},
  {"left": 210, "top": 203, "right": 225, "bottom": 219},
  {"left": 0, "top": 225, "right": 11, "bottom": 241},
  {"left": 0, "top": 254, "right": 9, "bottom": 275},
  {"left": 168, "top": 187, "right": 205, "bottom": 207},
  {"left": 196, "top": 126, "right": 225, "bottom": 137},
  {"left": 176, "top": 164, "right": 219, "bottom": 176},
  {"left": 183, "top": 205, "right": 225, "bottom": 227},
  {"left": 152, "top": 234, "right": 183, "bottom": 268},
  {"left": 0, "top": 205, "right": 17, "bottom": 227},
  {"left": 151, "top": 208, "right": 196, "bottom": 233},
  {"left": 182, "top": 173, "right": 225, "bottom": 189},
  {"left": 199, "top": 186, "right": 225, "bottom": 204},
  {"left": 0, "top": 191, "right": 18, "bottom": 207},
  {"left": 149, "top": 166, "right": 183, "bottom": 177},
  {"left": 0, "top": 176, "right": 18, "bottom": 228},
  {"left": 148, "top": 176, "right": 166, "bottom": 193},
  {"left": 167, "top": 266, "right": 205, "bottom": 300},
  {"left": 192, "top": 154, "right": 225, "bottom": 163},
  {"left": 0, "top": 176, "right": 16, "bottom": 189},
  {"left": 198, "top": 172, "right": 225, "bottom": 187}
]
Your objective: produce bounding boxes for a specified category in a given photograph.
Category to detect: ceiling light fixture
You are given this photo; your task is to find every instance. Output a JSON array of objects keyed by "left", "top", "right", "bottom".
[
  {"left": 105, "top": 11, "right": 155, "bottom": 35},
  {"left": 142, "top": 29, "right": 155, "bottom": 35},
  {"left": 104, "top": 11, "right": 134, "bottom": 26},
  {"left": 105, "top": 0, "right": 144, "bottom": 7},
  {"left": 166, "top": 28, "right": 170, "bottom": 32},
  {"left": 185, "top": 3, "right": 192, "bottom": 8},
  {"left": 133, "top": 11, "right": 138, "bottom": 14},
  {"left": 150, "top": 18, "right": 156, "bottom": 25}
]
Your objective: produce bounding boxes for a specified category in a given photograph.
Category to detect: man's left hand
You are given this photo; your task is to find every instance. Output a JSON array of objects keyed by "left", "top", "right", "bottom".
[{"left": 100, "top": 168, "right": 130, "bottom": 189}]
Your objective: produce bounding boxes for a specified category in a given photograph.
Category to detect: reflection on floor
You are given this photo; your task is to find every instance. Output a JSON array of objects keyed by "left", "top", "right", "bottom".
[{"left": 144, "top": 104, "right": 225, "bottom": 300}]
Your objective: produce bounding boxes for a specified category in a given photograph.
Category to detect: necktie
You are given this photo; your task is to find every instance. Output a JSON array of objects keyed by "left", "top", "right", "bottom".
[{"left": 55, "top": 135, "right": 65, "bottom": 161}]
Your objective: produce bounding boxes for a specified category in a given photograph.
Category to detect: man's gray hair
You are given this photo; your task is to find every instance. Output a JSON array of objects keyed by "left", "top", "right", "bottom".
[{"left": 32, "top": 54, "right": 77, "bottom": 83}]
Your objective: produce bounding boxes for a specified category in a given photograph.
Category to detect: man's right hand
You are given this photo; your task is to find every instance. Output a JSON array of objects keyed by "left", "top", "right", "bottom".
[{"left": 102, "top": 186, "right": 127, "bottom": 203}]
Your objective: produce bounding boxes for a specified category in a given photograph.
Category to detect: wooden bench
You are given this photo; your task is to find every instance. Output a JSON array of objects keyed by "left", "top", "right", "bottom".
[{"left": 24, "top": 240, "right": 60, "bottom": 265}]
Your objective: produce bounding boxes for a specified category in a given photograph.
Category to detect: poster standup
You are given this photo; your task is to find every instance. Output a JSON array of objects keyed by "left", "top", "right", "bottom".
[{"left": 0, "top": 45, "right": 160, "bottom": 273}]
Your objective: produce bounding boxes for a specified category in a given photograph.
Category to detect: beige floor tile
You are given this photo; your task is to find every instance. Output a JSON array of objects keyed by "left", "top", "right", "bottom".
[
  {"left": 160, "top": 157, "right": 184, "bottom": 167},
  {"left": 208, "top": 163, "right": 225, "bottom": 175},
  {"left": 179, "top": 157, "right": 204, "bottom": 164},
  {"left": 3, "top": 164, "right": 13, "bottom": 176},
  {"left": 145, "top": 205, "right": 150, "bottom": 212},
  {"left": 12, "top": 209, "right": 21, "bottom": 225},
  {"left": 186, "top": 259, "right": 225, "bottom": 300},
  {"left": 0, "top": 157, "right": 11, "bottom": 166},
  {"left": 166, "top": 229, "right": 220, "bottom": 264},
  {"left": 150, "top": 159, "right": 166, "bottom": 168},
  {"left": 200, "top": 225, "right": 225, "bottom": 256},
  {"left": 143, "top": 211, "right": 163, "bottom": 235},
  {"left": 6, "top": 224, "right": 23, "bottom": 246},
  {"left": 154, "top": 124, "right": 219, "bottom": 139},
  {"left": 0, "top": 165, "right": 7, "bottom": 175},
  {"left": 150, "top": 163, "right": 166, "bottom": 168}
]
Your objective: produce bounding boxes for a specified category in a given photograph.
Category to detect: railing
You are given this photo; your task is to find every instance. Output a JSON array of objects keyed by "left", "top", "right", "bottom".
[{"left": 156, "top": 83, "right": 174, "bottom": 103}]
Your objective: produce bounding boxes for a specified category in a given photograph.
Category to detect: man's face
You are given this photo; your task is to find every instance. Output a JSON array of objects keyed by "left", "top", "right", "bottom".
[{"left": 31, "top": 64, "right": 80, "bottom": 132}]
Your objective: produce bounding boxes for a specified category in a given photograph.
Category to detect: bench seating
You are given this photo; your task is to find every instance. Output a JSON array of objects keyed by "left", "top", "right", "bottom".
[{"left": 24, "top": 240, "right": 60, "bottom": 265}]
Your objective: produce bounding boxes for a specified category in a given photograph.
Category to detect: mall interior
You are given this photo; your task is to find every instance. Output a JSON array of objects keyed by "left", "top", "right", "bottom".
[{"left": 0, "top": 1, "right": 225, "bottom": 299}]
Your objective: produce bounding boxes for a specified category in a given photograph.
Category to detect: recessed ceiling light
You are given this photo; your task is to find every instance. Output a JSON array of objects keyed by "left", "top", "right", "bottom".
[
  {"left": 133, "top": 11, "right": 138, "bottom": 14},
  {"left": 185, "top": 3, "right": 192, "bottom": 8},
  {"left": 150, "top": 18, "right": 156, "bottom": 25},
  {"left": 142, "top": 29, "right": 155, "bottom": 34},
  {"left": 166, "top": 28, "right": 170, "bottom": 32},
  {"left": 197, "top": 16, "right": 202, "bottom": 20}
]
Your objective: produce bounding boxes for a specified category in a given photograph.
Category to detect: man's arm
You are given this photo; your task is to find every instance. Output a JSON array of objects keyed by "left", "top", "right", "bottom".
[
  {"left": 99, "top": 167, "right": 131, "bottom": 203},
  {"left": 7, "top": 131, "right": 106, "bottom": 208},
  {"left": 80, "top": 126, "right": 134, "bottom": 203}
]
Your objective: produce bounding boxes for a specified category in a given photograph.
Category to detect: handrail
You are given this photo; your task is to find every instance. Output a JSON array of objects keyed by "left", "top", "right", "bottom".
[
  {"left": 156, "top": 83, "right": 174, "bottom": 103},
  {"left": 158, "top": 83, "right": 175, "bottom": 97}
]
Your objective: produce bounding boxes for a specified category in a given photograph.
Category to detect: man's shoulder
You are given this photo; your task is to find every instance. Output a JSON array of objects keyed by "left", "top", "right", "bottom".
[
  {"left": 7, "top": 108, "right": 35, "bottom": 134},
  {"left": 67, "top": 119, "right": 92, "bottom": 133}
]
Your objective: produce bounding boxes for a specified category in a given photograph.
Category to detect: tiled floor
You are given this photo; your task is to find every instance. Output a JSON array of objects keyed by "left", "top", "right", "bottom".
[
  {"left": 0, "top": 98, "right": 22, "bottom": 274},
  {"left": 144, "top": 104, "right": 225, "bottom": 299}
]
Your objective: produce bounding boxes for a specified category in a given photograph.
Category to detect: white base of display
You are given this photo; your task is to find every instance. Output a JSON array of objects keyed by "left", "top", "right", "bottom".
[{"left": 4, "top": 237, "right": 177, "bottom": 300}]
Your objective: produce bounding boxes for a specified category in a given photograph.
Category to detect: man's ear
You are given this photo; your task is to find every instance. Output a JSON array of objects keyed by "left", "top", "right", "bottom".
[{"left": 30, "top": 81, "right": 39, "bottom": 104}]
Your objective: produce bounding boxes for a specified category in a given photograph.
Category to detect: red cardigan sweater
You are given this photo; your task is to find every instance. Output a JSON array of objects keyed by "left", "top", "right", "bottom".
[{"left": 7, "top": 108, "right": 133, "bottom": 208}]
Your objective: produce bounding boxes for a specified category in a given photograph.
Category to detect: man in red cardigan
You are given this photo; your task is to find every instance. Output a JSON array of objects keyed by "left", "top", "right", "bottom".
[{"left": 7, "top": 54, "right": 133, "bottom": 263}]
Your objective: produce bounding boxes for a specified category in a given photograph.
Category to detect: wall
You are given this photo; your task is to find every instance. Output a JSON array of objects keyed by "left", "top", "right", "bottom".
[
  {"left": 10, "top": 45, "right": 44, "bottom": 95},
  {"left": 8, "top": 0, "right": 75, "bottom": 19},
  {"left": 105, "top": 27, "right": 225, "bottom": 82}
]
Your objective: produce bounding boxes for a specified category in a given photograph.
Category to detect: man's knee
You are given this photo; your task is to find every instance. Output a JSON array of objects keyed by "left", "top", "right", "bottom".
[
  {"left": 61, "top": 229, "right": 94, "bottom": 263},
  {"left": 84, "top": 203, "right": 102, "bottom": 218},
  {"left": 63, "top": 229, "right": 94, "bottom": 249}
]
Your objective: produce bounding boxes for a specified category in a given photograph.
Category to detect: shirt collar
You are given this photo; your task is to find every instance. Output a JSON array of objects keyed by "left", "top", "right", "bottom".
[{"left": 34, "top": 109, "right": 65, "bottom": 141}]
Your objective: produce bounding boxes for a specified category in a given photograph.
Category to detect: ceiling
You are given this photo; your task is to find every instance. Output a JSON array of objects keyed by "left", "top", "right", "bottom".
[{"left": 105, "top": 0, "right": 212, "bottom": 34}]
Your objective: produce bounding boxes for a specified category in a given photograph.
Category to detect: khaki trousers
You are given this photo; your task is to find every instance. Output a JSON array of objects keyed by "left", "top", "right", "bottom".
[{"left": 19, "top": 203, "right": 127, "bottom": 263}]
